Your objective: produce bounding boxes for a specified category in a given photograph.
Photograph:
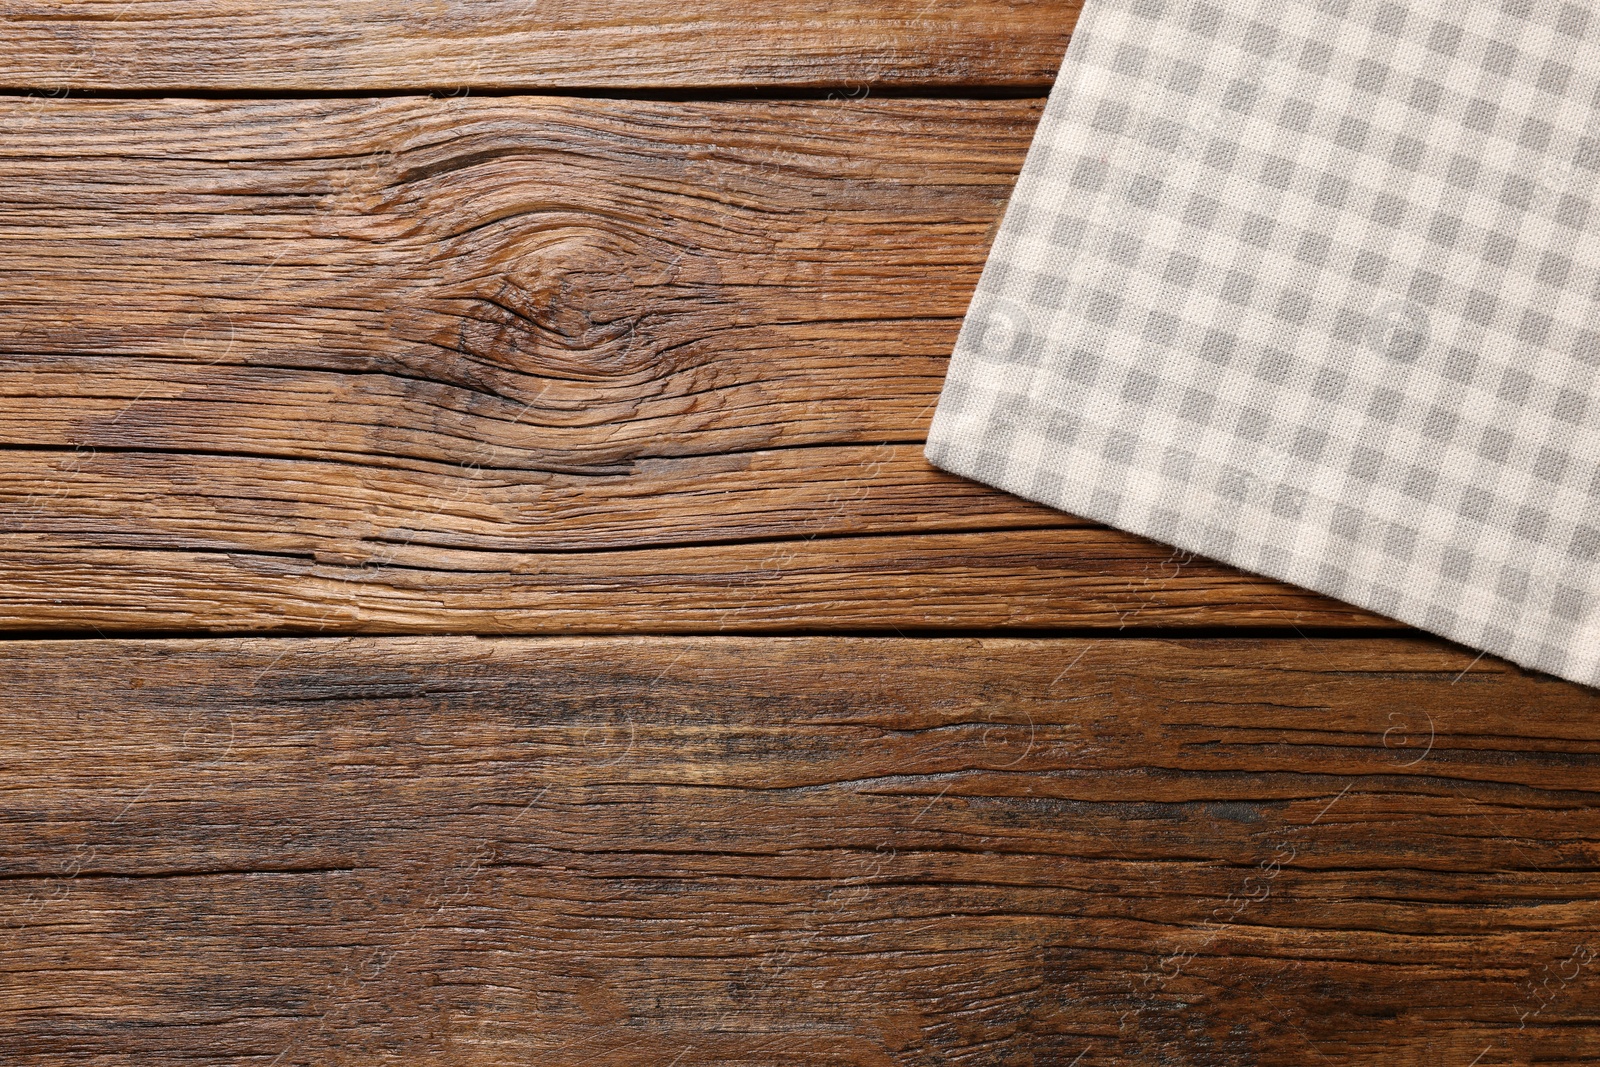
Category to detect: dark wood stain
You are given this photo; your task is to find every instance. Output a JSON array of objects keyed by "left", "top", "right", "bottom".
[{"left": 1, "top": 638, "right": 1597, "bottom": 1065}]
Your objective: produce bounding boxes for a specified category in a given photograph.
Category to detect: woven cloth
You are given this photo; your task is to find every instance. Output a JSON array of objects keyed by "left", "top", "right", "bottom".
[{"left": 927, "top": 0, "right": 1600, "bottom": 686}]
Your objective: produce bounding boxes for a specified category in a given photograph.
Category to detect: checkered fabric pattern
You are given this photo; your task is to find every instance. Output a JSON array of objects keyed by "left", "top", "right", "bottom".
[{"left": 927, "top": 0, "right": 1600, "bottom": 686}]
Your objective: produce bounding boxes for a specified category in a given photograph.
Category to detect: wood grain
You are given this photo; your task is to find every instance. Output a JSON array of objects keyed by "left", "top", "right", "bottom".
[
  {"left": 0, "top": 95, "right": 1390, "bottom": 634},
  {"left": 2, "top": 635, "right": 1596, "bottom": 1065},
  {"left": 0, "top": 0, "right": 1078, "bottom": 91},
  {"left": 9, "top": 5, "right": 1593, "bottom": 1066}
]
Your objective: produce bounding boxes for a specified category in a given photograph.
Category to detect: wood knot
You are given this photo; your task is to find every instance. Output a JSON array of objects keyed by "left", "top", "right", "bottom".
[{"left": 394, "top": 221, "right": 721, "bottom": 398}]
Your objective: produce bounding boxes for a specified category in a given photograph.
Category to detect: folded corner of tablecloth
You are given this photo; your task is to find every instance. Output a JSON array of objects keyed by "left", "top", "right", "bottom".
[{"left": 927, "top": 0, "right": 1600, "bottom": 689}]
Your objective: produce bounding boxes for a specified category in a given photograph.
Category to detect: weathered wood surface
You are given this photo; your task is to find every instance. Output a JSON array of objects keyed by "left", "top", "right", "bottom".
[
  {"left": 2, "top": 636, "right": 1596, "bottom": 1065},
  {"left": 7, "top": 5, "right": 1595, "bottom": 1062},
  {"left": 0, "top": 96, "right": 1390, "bottom": 634},
  {"left": 0, "top": 0, "right": 1078, "bottom": 91}
]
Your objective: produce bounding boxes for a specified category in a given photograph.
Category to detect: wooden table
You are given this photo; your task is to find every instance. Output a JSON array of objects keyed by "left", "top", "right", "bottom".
[{"left": 2, "top": 4, "right": 1597, "bottom": 1064}]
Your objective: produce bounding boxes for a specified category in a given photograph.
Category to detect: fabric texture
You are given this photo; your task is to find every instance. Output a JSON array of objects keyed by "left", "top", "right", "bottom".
[{"left": 927, "top": 0, "right": 1600, "bottom": 687}]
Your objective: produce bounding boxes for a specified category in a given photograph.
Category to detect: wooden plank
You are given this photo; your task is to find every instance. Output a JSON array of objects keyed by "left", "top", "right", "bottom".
[
  {"left": 0, "top": 95, "right": 1392, "bottom": 634},
  {"left": 2, "top": 635, "right": 1596, "bottom": 1064},
  {"left": 0, "top": 0, "right": 1077, "bottom": 91}
]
